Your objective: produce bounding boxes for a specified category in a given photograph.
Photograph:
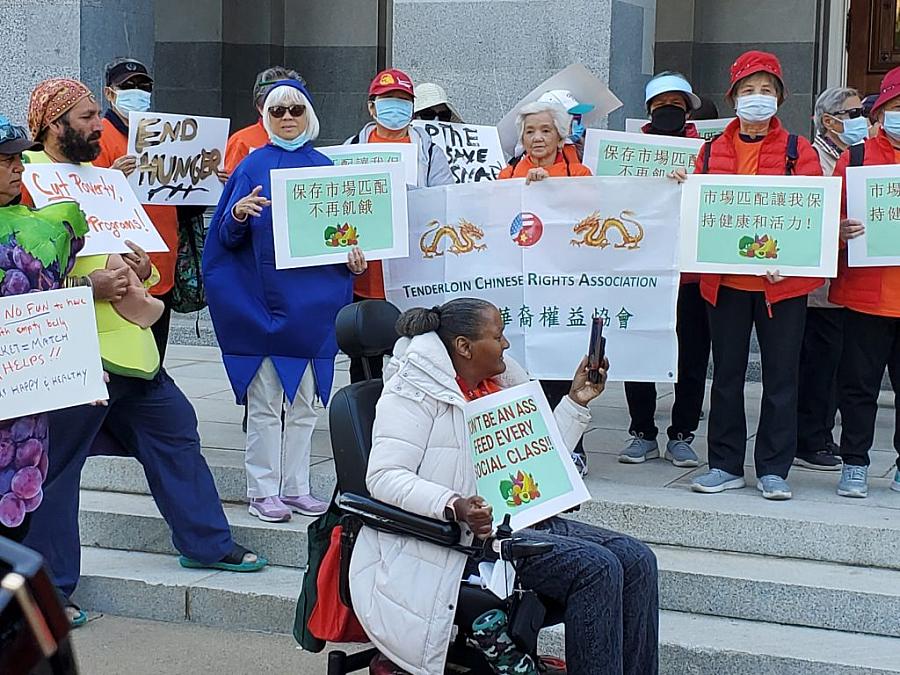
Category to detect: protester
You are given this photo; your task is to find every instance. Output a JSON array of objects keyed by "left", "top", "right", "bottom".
[
  {"left": 20, "top": 78, "right": 267, "bottom": 627},
  {"left": 813, "top": 87, "right": 866, "bottom": 176},
  {"left": 691, "top": 95, "right": 720, "bottom": 121},
  {"left": 350, "top": 299, "right": 658, "bottom": 675},
  {"left": 205, "top": 79, "right": 366, "bottom": 523},
  {"left": 687, "top": 51, "right": 823, "bottom": 500},
  {"left": 413, "top": 82, "right": 462, "bottom": 123},
  {"left": 535, "top": 89, "right": 594, "bottom": 162},
  {"left": 830, "top": 66, "right": 900, "bottom": 498},
  {"left": 345, "top": 69, "right": 453, "bottom": 383}
]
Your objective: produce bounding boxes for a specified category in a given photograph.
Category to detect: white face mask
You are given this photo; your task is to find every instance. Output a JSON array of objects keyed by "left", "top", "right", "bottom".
[{"left": 735, "top": 94, "right": 778, "bottom": 123}]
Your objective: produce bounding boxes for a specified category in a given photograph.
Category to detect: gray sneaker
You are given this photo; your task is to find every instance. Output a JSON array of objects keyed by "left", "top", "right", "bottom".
[
  {"left": 618, "top": 435, "right": 659, "bottom": 464},
  {"left": 691, "top": 468, "right": 745, "bottom": 493},
  {"left": 837, "top": 465, "right": 869, "bottom": 498},
  {"left": 756, "top": 474, "right": 792, "bottom": 500},
  {"left": 665, "top": 438, "right": 699, "bottom": 467}
]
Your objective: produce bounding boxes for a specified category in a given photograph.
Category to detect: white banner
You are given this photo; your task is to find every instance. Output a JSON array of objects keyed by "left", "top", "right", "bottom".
[
  {"left": 127, "top": 111, "right": 229, "bottom": 205},
  {"left": 384, "top": 177, "right": 681, "bottom": 381},
  {"left": 318, "top": 143, "right": 418, "bottom": 187},
  {"left": 23, "top": 163, "right": 168, "bottom": 256},
  {"left": 0, "top": 287, "right": 107, "bottom": 420},
  {"left": 412, "top": 121, "right": 506, "bottom": 183}
]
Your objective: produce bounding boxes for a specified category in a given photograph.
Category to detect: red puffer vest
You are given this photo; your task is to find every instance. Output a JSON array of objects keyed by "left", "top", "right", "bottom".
[
  {"left": 692, "top": 117, "right": 824, "bottom": 308},
  {"left": 829, "top": 131, "right": 899, "bottom": 314}
]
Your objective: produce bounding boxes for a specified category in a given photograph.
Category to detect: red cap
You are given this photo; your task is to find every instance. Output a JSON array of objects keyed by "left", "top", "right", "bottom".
[
  {"left": 871, "top": 66, "right": 900, "bottom": 115},
  {"left": 728, "top": 50, "right": 784, "bottom": 97},
  {"left": 368, "top": 69, "right": 415, "bottom": 97}
]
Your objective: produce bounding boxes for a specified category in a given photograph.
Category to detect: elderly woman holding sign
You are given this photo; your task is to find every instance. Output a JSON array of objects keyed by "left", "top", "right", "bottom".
[
  {"left": 204, "top": 79, "right": 367, "bottom": 523},
  {"left": 350, "top": 298, "right": 658, "bottom": 675}
]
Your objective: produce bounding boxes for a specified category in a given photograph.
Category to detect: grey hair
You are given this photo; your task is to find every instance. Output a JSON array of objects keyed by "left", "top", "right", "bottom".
[
  {"left": 814, "top": 86, "right": 860, "bottom": 136},
  {"left": 261, "top": 85, "right": 320, "bottom": 143},
  {"left": 515, "top": 101, "right": 570, "bottom": 147},
  {"left": 396, "top": 299, "right": 497, "bottom": 352},
  {"left": 253, "top": 66, "right": 305, "bottom": 109}
]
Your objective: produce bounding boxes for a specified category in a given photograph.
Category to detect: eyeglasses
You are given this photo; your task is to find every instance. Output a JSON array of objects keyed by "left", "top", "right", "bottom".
[
  {"left": 117, "top": 80, "right": 153, "bottom": 93},
  {"left": 417, "top": 108, "right": 453, "bottom": 122},
  {"left": 268, "top": 105, "right": 306, "bottom": 119},
  {"left": 0, "top": 121, "right": 28, "bottom": 145},
  {"left": 831, "top": 107, "right": 865, "bottom": 119}
]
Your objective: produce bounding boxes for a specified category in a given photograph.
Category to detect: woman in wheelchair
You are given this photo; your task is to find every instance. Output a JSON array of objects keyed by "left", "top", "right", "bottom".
[{"left": 349, "top": 298, "right": 659, "bottom": 675}]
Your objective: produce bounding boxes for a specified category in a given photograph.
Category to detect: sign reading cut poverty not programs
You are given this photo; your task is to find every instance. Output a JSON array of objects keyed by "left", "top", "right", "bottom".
[
  {"left": 582, "top": 129, "right": 703, "bottom": 177},
  {"left": 0, "top": 287, "right": 107, "bottom": 420},
  {"left": 845, "top": 164, "right": 900, "bottom": 267},
  {"left": 412, "top": 121, "right": 506, "bottom": 183},
  {"left": 127, "top": 111, "right": 230, "bottom": 206}
]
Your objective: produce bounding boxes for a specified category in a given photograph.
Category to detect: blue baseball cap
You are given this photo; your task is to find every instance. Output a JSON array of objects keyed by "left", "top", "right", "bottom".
[
  {"left": 645, "top": 73, "right": 701, "bottom": 111},
  {"left": 0, "top": 115, "right": 41, "bottom": 155}
]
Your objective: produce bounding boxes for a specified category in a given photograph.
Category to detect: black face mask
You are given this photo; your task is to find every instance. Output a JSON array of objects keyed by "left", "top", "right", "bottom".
[{"left": 649, "top": 104, "right": 687, "bottom": 134}]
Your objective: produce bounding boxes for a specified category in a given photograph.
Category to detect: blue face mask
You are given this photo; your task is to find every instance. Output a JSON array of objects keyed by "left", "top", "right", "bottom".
[
  {"left": 569, "top": 117, "right": 586, "bottom": 143},
  {"left": 735, "top": 94, "right": 778, "bottom": 123},
  {"left": 271, "top": 128, "right": 312, "bottom": 152},
  {"left": 114, "top": 89, "right": 151, "bottom": 115},
  {"left": 836, "top": 115, "right": 869, "bottom": 146},
  {"left": 883, "top": 111, "right": 900, "bottom": 140},
  {"left": 374, "top": 98, "right": 413, "bottom": 131}
]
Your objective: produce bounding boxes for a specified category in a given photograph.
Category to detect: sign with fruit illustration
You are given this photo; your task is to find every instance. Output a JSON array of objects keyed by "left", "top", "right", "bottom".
[
  {"left": 466, "top": 381, "right": 590, "bottom": 531},
  {"left": 270, "top": 163, "right": 408, "bottom": 269},
  {"left": 679, "top": 175, "right": 841, "bottom": 277},
  {"left": 845, "top": 165, "right": 900, "bottom": 267}
]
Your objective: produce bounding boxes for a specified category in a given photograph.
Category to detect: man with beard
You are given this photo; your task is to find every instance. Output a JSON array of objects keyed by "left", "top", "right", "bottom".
[{"left": 20, "top": 78, "right": 267, "bottom": 628}]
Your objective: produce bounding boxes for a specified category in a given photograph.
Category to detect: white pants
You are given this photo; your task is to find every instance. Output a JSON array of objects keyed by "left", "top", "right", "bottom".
[{"left": 245, "top": 358, "right": 318, "bottom": 498}]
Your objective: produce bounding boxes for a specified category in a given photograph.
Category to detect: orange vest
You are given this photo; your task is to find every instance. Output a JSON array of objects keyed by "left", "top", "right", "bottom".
[
  {"left": 224, "top": 120, "right": 269, "bottom": 174},
  {"left": 497, "top": 152, "right": 593, "bottom": 179}
]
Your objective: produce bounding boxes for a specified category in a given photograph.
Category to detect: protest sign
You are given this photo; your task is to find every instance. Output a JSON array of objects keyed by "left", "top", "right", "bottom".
[
  {"left": 384, "top": 177, "right": 681, "bottom": 381},
  {"left": 412, "top": 121, "right": 506, "bottom": 183},
  {"left": 846, "top": 165, "right": 900, "bottom": 267},
  {"left": 582, "top": 129, "right": 703, "bottom": 177},
  {"left": 466, "top": 381, "right": 590, "bottom": 531},
  {"left": 625, "top": 117, "right": 735, "bottom": 140},
  {"left": 127, "top": 111, "right": 229, "bottom": 206},
  {"left": 23, "top": 163, "right": 168, "bottom": 256},
  {"left": 679, "top": 175, "right": 841, "bottom": 277},
  {"left": 318, "top": 143, "right": 418, "bottom": 187},
  {"left": 270, "top": 163, "right": 408, "bottom": 269},
  {"left": 0, "top": 287, "right": 107, "bottom": 420}
]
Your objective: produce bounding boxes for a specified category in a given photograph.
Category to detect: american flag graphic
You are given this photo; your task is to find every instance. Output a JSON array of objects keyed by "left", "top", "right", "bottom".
[{"left": 509, "top": 212, "right": 544, "bottom": 247}]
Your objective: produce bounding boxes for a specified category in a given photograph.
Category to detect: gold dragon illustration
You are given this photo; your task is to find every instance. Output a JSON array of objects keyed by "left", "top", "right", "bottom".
[
  {"left": 570, "top": 210, "right": 644, "bottom": 250},
  {"left": 419, "top": 218, "right": 487, "bottom": 258}
]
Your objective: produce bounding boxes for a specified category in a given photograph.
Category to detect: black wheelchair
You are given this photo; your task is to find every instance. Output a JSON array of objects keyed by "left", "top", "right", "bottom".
[{"left": 324, "top": 300, "right": 564, "bottom": 675}]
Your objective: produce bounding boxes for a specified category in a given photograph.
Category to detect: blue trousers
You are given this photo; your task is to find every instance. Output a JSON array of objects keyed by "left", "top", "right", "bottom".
[{"left": 24, "top": 370, "right": 234, "bottom": 599}]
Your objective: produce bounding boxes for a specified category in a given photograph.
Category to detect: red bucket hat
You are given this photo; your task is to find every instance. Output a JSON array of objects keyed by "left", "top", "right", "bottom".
[
  {"left": 728, "top": 51, "right": 785, "bottom": 98},
  {"left": 871, "top": 66, "right": 900, "bottom": 115},
  {"left": 368, "top": 69, "right": 414, "bottom": 97}
]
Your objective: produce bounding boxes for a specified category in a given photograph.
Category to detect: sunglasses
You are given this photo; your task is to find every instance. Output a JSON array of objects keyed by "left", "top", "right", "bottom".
[
  {"left": 831, "top": 107, "right": 865, "bottom": 119},
  {"left": 117, "top": 80, "right": 153, "bottom": 93},
  {"left": 417, "top": 108, "right": 453, "bottom": 122},
  {"left": 269, "top": 105, "right": 306, "bottom": 119}
]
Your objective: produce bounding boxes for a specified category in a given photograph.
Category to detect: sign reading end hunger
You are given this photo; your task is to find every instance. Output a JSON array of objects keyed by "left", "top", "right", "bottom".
[
  {"left": 0, "top": 287, "right": 107, "bottom": 420},
  {"left": 466, "top": 381, "right": 590, "bottom": 531}
]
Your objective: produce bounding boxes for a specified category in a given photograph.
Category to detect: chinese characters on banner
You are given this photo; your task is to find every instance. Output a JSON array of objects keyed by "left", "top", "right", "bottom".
[
  {"left": 846, "top": 165, "right": 900, "bottom": 266},
  {"left": 126, "top": 111, "right": 230, "bottom": 206},
  {"left": 0, "top": 287, "right": 107, "bottom": 419},
  {"left": 679, "top": 175, "right": 842, "bottom": 277},
  {"left": 22, "top": 163, "right": 169, "bottom": 256},
  {"left": 412, "top": 121, "right": 506, "bottom": 183},
  {"left": 269, "top": 163, "right": 408, "bottom": 269},
  {"left": 466, "top": 381, "right": 591, "bottom": 531},
  {"left": 582, "top": 129, "right": 703, "bottom": 177},
  {"left": 384, "top": 177, "right": 681, "bottom": 381},
  {"left": 318, "top": 143, "right": 419, "bottom": 186},
  {"left": 625, "top": 117, "right": 736, "bottom": 140}
]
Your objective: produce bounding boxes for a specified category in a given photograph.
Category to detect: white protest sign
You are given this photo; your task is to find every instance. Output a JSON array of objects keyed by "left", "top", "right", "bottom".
[
  {"left": 127, "top": 111, "right": 229, "bottom": 206},
  {"left": 23, "top": 163, "right": 168, "bottom": 256},
  {"left": 384, "top": 177, "right": 681, "bottom": 381},
  {"left": 625, "top": 117, "right": 735, "bottom": 140},
  {"left": 582, "top": 129, "right": 703, "bottom": 177},
  {"left": 412, "top": 121, "right": 506, "bottom": 183},
  {"left": 466, "top": 381, "right": 590, "bottom": 531},
  {"left": 0, "top": 287, "right": 107, "bottom": 419},
  {"left": 318, "top": 143, "right": 418, "bottom": 187},
  {"left": 846, "top": 165, "right": 900, "bottom": 267}
]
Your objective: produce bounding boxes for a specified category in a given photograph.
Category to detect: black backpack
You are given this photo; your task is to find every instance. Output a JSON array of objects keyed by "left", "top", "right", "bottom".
[
  {"left": 699, "top": 132, "right": 799, "bottom": 175},
  {"left": 849, "top": 141, "right": 866, "bottom": 167}
]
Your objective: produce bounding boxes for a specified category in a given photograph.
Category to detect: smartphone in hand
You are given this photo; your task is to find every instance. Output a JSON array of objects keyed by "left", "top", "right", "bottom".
[{"left": 587, "top": 316, "right": 606, "bottom": 384}]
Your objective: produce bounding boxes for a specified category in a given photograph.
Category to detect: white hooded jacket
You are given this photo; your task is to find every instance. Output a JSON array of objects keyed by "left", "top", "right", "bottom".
[{"left": 348, "top": 331, "right": 591, "bottom": 675}]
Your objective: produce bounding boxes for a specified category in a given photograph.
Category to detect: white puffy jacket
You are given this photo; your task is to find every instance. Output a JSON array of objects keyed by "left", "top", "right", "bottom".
[{"left": 349, "top": 331, "right": 591, "bottom": 675}]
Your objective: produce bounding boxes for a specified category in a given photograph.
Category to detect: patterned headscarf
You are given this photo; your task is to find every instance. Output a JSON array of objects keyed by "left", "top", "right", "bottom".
[{"left": 27, "top": 78, "right": 94, "bottom": 139}]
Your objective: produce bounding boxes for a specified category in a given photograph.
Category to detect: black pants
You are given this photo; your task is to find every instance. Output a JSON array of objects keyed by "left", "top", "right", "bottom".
[
  {"left": 838, "top": 310, "right": 900, "bottom": 469},
  {"left": 797, "top": 307, "right": 844, "bottom": 455},
  {"left": 706, "top": 288, "right": 806, "bottom": 478},
  {"left": 349, "top": 294, "right": 385, "bottom": 384},
  {"left": 151, "top": 290, "right": 173, "bottom": 364},
  {"left": 540, "top": 380, "right": 584, "bottom": 455},
  {"left": 624, "top": 282, "right": 710, "bottom": 441}
]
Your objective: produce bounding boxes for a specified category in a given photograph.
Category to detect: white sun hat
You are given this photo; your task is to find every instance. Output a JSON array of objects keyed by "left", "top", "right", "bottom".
[{"left": 413, "top": 82, "right": 463, "bottom": 122}]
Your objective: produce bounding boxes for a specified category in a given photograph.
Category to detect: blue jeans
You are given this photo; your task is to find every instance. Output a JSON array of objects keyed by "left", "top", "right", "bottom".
[{"left": 517, "top": 517, "right": 659, "bottom": 675}]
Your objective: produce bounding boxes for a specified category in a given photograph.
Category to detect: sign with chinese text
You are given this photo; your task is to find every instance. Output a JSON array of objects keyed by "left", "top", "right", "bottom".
[
  {"left": 127, "top": 111, "right": 229, "bottom": 206},
  {"left": 583, "top": 129, "right": 703, "bottom": 177},
  {"left": 384, "top": 177, "right": 681, "bottom": 381},
  {"left": 270, "top": 163, "right": 408, "bottom": 269},
  {"left": 846, "top": 165, "right": 900, "bottom": 267},
  {"left": 625, "top": 117, "right": 735, "bottom": 140},
  {"left": 679, "top": 175, "right": 841, "bottom": 277},
  {"left": 0, "top": 287, "right": 107, "bottom": 420},
  {"left": 318, "top": 143, "right": 418, "bottom": 187},
  {"left": 466, "top": 381, "right": 590, "bottom": 531},
  {"left": 412, "top": 121, "right": 505, "bottom": 183},
  {"left": 23, "top": 163, "right": 168, "bottom": 257}
]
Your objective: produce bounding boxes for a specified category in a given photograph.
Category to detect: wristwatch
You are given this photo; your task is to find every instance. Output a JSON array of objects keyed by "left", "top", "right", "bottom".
[{"left": 444, "top": 496, "right": 460, "bottom": 521}]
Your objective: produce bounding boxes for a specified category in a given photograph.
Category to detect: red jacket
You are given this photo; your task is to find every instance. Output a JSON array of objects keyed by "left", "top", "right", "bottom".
[
  {"left": 692, "top": 117, "right": 824, "bottom": 307},
  {"left": 829, "top": 131, "right": 900, "bottom": 315}
]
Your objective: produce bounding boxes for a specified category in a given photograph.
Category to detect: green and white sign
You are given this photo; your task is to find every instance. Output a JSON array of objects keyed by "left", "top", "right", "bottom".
[
  {"left": 846, "top": 164, "right": 900, "bottom": 267},
  {"left": 318, "top": 143, "right": 418, "bottom": 186},
  {"left": 270, "top": 163, "right": 408, "bottom": 269},
  {"left": 583, "top": 129, "right": 703, "bottom": 177}
]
